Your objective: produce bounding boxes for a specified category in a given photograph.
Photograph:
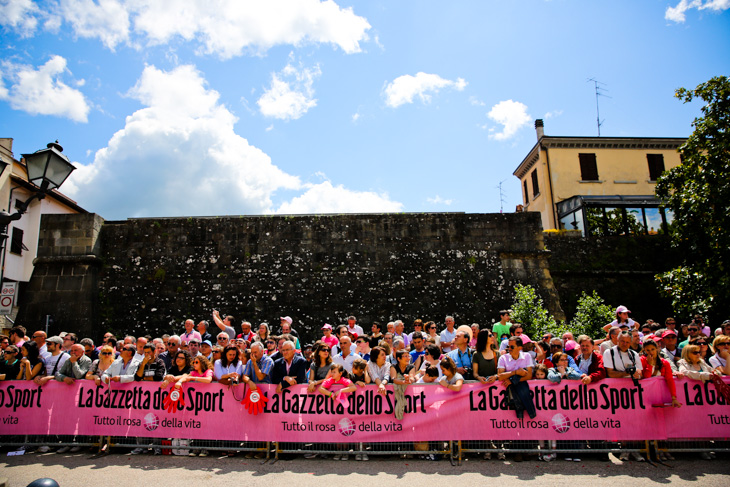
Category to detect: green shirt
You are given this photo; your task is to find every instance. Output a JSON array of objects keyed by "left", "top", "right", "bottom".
[{"left": 492, "top": 322, "right": 512, "bottom": 341}]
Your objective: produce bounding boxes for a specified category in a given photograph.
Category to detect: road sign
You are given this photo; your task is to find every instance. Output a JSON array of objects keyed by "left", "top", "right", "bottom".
[{"left": 0, "top": 281, "right": 17, "bottom": 315}]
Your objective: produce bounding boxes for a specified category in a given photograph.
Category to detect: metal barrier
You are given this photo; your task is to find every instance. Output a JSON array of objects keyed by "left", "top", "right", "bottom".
[{"left": 2, "top": 435, "right": 726, "bottom": 465}]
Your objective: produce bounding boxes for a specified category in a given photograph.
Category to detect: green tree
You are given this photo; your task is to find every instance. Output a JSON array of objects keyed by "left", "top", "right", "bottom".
[
  {"left": 510, "top": 283, "right": 556, "bottom": 337},
  {"left": 655, "top": 76, "right": 730, "bottom": 319},
  {"left": 569, "top": 291, "right": 614, "bottom": 339}
]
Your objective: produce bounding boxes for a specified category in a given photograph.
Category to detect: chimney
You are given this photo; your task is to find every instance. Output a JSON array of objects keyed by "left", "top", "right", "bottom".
[{"left": 535, "top": 119, "right": 544, "bottom": 141}]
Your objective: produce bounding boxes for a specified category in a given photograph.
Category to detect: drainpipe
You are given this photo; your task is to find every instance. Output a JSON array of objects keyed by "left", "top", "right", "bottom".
[{"left": 535, "top": 120, "right": 558, "bottom": 230}]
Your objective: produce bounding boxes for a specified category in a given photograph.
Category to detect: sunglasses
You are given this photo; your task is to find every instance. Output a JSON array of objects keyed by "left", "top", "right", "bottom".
[
  {"left": 689, "top": 328, "right": 699, "bottom": 332},
  {"left": 217, "top": 338, "right": 227, "bottom": 341},
  {"left": 689, "top": 351, "right": 700, "bottom": 355},
  {"left": 508, "top": 345, "right": 517, "bottom": 350},
  {"left": 100, "top": 352, "right": 112, "bottom": 356},
  {"left": 168, "top": 342, "right": 178, "bottom": 346},
  {"left": 695, "top": 342, "right": 708, "bottom": 346},
  {"left": 321, "top": 348, "right": 330, "bottom": 352},
  {"left": 550, "top": 344, "right": 562, "bottom": 349}
]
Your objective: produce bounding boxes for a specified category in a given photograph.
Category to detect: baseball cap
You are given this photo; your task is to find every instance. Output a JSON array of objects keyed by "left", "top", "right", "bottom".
[
  {"left": 280, "top": 316, "right": 293, "bottom": 325},
  {"left": 46, "top": 336, "right": 63, "bottom": 345}
]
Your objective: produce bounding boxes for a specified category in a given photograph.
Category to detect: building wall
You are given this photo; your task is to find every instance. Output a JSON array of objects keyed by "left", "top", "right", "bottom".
[{"left": 548, "top": 147, "right": 682, "bottom": 202}]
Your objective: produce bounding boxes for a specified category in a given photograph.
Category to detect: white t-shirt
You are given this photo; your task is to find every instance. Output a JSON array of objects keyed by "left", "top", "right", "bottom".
[
  {"left": 440, "top": 329, "right": 456, "bottom": 352},
  {"left": 602, "top": 347, "right": 642, "bottom": 372},
  {"left": 42, "top": 353, "right": 69, "bottom": 376},
  {"left": 333, "top": 352, "right": 361, "bottom": 374},
  {"left": 709, "top": 355, "right": 727, "bottom": 369}
]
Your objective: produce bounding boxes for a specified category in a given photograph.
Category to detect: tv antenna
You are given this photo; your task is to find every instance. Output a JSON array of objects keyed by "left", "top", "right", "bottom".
[
  {"left": 587, "top": 78, "right": 611, "bottom": 136},
  {"left": 497, "top": 179, "right": 507, "bottom": 213}
]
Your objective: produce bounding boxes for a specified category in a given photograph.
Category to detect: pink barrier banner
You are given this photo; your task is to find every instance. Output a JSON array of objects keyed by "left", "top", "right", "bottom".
[{"left": 1, "top": 377, "right": 728, "bottom": 442}]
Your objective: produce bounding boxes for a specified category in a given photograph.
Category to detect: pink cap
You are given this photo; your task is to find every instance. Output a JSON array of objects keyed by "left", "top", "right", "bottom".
[
  {"left": 564, "top": 340, "right": 578, "bottom": 351},
  {"left": 280, "top": 316, "right": 293, "bottom": 325},
  {"left": 616, "top": 305, "right": 631, "bottom": 314},
  {"left": 321, "top": 324, "right": 332, "bottom": 330},
  {"left": 520, "top": 334, "right": 532, "bottom": 344}
]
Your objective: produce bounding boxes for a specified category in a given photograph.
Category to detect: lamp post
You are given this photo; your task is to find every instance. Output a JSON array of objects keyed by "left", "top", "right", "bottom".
[{"left": 0, "top": 141, "right": 76, "bottom": 284}]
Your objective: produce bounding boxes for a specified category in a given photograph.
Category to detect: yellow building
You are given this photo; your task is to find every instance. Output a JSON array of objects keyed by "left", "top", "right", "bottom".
[{"left": 513, "top": 120, "right": 685, "bottom": 236}]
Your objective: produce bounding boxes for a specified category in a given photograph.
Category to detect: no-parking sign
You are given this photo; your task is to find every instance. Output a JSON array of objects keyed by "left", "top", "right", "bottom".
[{"left": 0, "top": 282, "right": 17, "bottom": 315}]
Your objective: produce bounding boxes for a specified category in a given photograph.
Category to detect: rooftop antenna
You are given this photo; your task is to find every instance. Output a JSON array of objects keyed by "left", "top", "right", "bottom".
[
  {"left": 587, "top": 78, "right": 611, "bottom": 136},
  {"left": 497, "top": 179, "right": 507, "bottom": 213}
]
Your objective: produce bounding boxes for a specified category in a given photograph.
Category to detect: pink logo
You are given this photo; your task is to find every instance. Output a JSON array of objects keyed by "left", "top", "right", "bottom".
[
  {"left": 338, "top": 418, "right": 356, "bottom": 437},
  {"left": 551, "top": 413, "right": 570, "bottom": 433}
]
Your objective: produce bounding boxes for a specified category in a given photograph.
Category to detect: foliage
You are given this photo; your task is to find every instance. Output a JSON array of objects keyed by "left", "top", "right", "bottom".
[
  {"left": 655, "top": 76, "right": 730, "bottom": 319},
  {"left": 569, "top": 290, "right": 614, "bottom": 339},
  {"left": 510, "top": 284, "right": 556, "bottom": 337}
]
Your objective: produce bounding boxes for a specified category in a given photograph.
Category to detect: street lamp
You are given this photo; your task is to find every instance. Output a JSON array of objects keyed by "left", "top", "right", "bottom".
[
  {"left": 0, "top": 141, "right": 76, "bottom": 225},
  {"left": 0, "top": 141, "right": 76, "bottom": 284}
]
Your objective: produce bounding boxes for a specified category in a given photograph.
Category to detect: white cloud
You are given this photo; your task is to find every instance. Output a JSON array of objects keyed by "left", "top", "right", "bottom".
[
  {"left": 351, "top": 112, "right": 360, "bottom": 122},
  {"left": 276, "top": 180, "right": 402, "bottom": 214},
  {"left": 0, "top": 55, "right": 90, "bottom": 122},
  {"left": 17, "top": 0, "right": 371, "bottom": 58},
  {"left": 63, "top": 64, "right": 301, "bottom": 218},
  {"left": 427, "top": 195, "right": 453, "bottom": 206},
  {"left": 0, "top": 0, "right": 39, "bottom": 33},
  {"left": 469, "top": 96, "right": 486, "bottom": 107},
  {"left": 666, "top": 0, "right": 730, "bottom": 22},
  {"left": 58, "top": 0, "right": 131, "bottom": 50},
  {"left": 383, "top": 72, "right": 467, "bottom": 108},
  {"left": 257, "top": 58, "right": 320, "bottom": 120},
  {"left": 64, "top": 64, "right": 402, "bottom": 219},
  {"left": 487, "top": 100, "right": 531, "bottom": 140},
  {"left": 544, "top": 109, "right": 563, "bottom": 119}
]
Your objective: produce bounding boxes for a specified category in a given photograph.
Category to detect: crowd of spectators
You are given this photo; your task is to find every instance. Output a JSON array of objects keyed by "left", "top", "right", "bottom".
[{"left": 1, "top": 307, "right": 729, "bottom": 461}]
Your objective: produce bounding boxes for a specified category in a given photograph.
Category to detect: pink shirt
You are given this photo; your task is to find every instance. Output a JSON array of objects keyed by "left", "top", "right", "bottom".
[
  {"left": 321, "top": 376, "right": 352, "bottom": 389},
  {"left": 322, "top": 335, "right": 339, "bottom": 349},
  {"left": 181, "top": 331, "right": 202, "bottom": 345},
  {"left": 191, "top": 369, "right": 213, "bottom": 378},
  {"left": 497, "top": 351, "right": 533, "bottom": 372}
]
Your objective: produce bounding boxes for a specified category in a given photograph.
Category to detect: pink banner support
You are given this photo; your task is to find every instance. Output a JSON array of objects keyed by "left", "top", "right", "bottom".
[{"left": 1, "top": 377, "right": 728, "bottom": 442}]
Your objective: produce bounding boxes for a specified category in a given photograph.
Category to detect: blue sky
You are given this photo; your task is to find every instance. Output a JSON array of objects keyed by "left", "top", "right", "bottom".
[{"left": 1, "top": 0, "right": 728, "bottom": 219}]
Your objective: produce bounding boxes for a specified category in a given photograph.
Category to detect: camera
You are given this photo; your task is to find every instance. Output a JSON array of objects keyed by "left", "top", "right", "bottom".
[
  {"left": 625, "top": 365, "right": 639, "bottom": 387},
  {"left": 231, "top": 377, "right": 239, "bottom": 385}
]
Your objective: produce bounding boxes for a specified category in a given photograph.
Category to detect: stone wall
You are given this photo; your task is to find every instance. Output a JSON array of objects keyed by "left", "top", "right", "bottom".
[
  {"left": 544, "top": 232, "right": 677, "bottom": 322},
  {"left": 16, "top": 213, "right": 104, "bottom": 338},
  {"left": 17, "top": 212, "right": 563, "bottom": 342}
]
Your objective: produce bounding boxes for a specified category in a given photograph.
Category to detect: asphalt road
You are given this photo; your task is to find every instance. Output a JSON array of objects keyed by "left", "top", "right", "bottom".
[{"left": 2, "top": 450, "right": 729, "bottom": 487}]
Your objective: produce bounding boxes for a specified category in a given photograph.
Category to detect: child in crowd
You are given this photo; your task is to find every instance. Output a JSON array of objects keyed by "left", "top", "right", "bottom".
[{"left": 533, "top": 364, "right": 555, "bottom": 461}]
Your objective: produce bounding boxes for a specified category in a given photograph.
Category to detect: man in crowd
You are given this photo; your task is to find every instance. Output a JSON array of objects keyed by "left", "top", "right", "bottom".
[
  {"left": 62, "top": 334, "right": 78, "bottom": 353},
  {"left": 201, "top": 340, "right": 213, "bottom": 361},
  {"left": 216, "top": 331, "right": 230, "bottom": 349},
  {"left": 134, "top": 337, "right": 148, "bottom": 362},
  {"left": 547, "top": 337, "right": 580, "bottom": 371},
  {"left": 333, "top": 336, "right": 360, "bottom": 374},
  {"left": 393, "top": 320, "right": 410, "bottom": 348},
  {"left": 355, "top": 335, "right": 371, "bottom": 361},
  {"left": 158, "top": 335, "right": 180, "bottom": 370},
  {"left": 271, "top": 340, "right": 307, "bottom": 393},
  {"left": 600, "top": 326, "right": 621, "bottom": 354},
  {"left": 492, "top": 310, "right": 512, "bottom": 344},
  {"left": 238, "top": 321, "right": 256, "bottom": 342},
  {"left": 679, "top": 322, "right": 703, "bottom": 351},
  {"left": 346, "top": 315, "right": 363, "bottom": 338},
  {"left": 321, "top": 324, "right": 339, "bottom": 349},
  {"left": 575, "top": 335, "right": 606, "bottom": 385},
  {"left": 280, "top": 317, "right": 301, "bottom": 350},
  {"left": 135, "top": 342, "right": 166, "bottom": 381},
  {"left": 102, "top": 344, "right": 140, "bottom": 383},
  {"left": 447, "top": 329, "right": 472, "bottom": 376},
  {"left": 369, "top": 322, "right": 384, "bottom": 348},
  {"left": 31, "top": 330, "right": 48, "bottom": 358},
  {"left": 410, "top": 332, "right": 427, "bottom": 369},
  {"left": 81, "top": 338, "right": 98, "bottom": 362},
  {"left": 213, "top": 310, "right": 237, "bottom": 342},
  {"left": 243, "top": 342, "right": 274, "bottom": 386},
  {"left": 181, "top": 319, "right": 202, "bottom": 345},
  {"left": 604, "top": 332, "right": 642, "bottom": 380},
  {"left": 55, "top": 344, "right": 92, "bottom": 384},
  {"left": 197, "top": 320, "right": 213, "bottom": 343},
  {"left": 440, "top": 316, "right": 457, "bottom": 353},
  {"left": 9, "top": 326, "right": 26, "bottom": 347},
  {"left": 188, "top": 338, "right": 202, "bottom": 357},
  {"left": 34, "top": 336, "right": 68, "bottom": 387},
  {"left": 660, "top": 329, "right": 681, "bottom": 369}
]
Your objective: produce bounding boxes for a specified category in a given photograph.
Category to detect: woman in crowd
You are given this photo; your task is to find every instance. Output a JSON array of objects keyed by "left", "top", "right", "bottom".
[
  {"left": 86, "top": 345, "right": 116, "bottom": 385},
  {"left": 640, "top": 338, "right": 680, "bottom": 461},
  {"left": 469, "top": 324, "right": 480, "bottom": 348},
  {"left": 254, "top": 323, "right": 270, "bottom": 344},
  {"left": 438, "top": 356, "right": 463, "bottom": 392},
  {"left": 690, "top": 337, "right": 712, "bottom": 362},
  {"left": 18, "top": 341, "right": 44, "bottom": 380},
  {"left": 214, "top": 344, "right": 243, "bottom": 385},
  {"left": 709, "top": 335, "right": 730, "bottom": 375},
  {"left": 367, "top": 346, "right": 390, "bottom": 395},
  {"left": 473, "top": 329, "right": 498, "bottom": 384},
  {"left": 547, "top": 353, "right": 581, "bottom": 383},
  {"left": 535, "top": 341, "right": 554, "bottom": 369},
  {"left": 415, "top": 344, "right": 443, "bottom": 381},
  {"left": 0, "top": 345, "right": 21, "bottom": 380},
  {"left": 179, "top": 355, "right": 214, "bottom": 458},
  {"left": 678, "top": 344, "right": 715, "bottom": 381},
  {"left": 161, "top": 350, "right": 192, "bottom": 387},
  {"left": 390, "top": 349, "right": 415, "bottom": 385},
  {"left": 307, "top": 341, "right": 332, "bottom": 392},
  {"left": 424, "top": 321, "right": 440, "bottom": 348}
]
